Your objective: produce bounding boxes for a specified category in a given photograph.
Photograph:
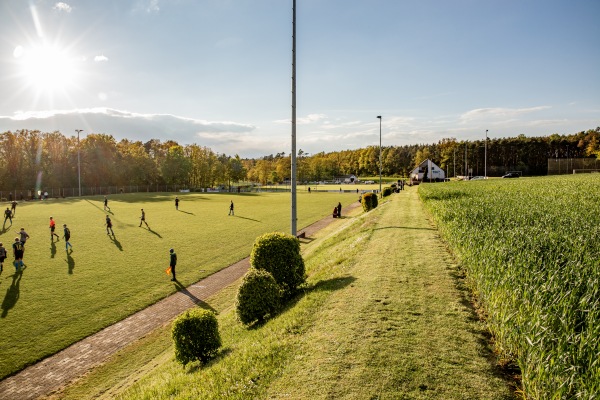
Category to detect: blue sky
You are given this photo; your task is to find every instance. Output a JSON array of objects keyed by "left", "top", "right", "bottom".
[{"left": 0, "top": 0, "right": 598, "bottom": 157}]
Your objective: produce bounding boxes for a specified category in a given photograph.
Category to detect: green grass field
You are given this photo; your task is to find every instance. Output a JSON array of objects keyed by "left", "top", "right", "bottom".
[
  {"left": 53, "top": 188, "right": 513, "bottom": 400},
  {"left": 419, "top": 174, "right": 600, "bottom": 399},
  {"left": 0, "top": 191, "right": 357, "bottom": 379}
]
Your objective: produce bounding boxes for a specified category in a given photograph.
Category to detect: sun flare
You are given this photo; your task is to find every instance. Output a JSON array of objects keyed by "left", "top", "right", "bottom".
[{"left": 15, "top": 44, "right": 80, "bottom": 93}]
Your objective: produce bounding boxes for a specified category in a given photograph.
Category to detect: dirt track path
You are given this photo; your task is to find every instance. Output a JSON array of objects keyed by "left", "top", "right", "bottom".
[{"left": 0, "top": 201, "right": 361, "bottom": 400}]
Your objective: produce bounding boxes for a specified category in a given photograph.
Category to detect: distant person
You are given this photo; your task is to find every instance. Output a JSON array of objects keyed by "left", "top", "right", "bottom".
[
  {"left": 12, "top": 237, "right": 24, "bottom": 271},
  {"left": 333, "top": 206, "right": 338, "bottom": 218},
  {"left": 337, "top": 202, "right": 342, "bottom": 218},
  {"left": 49, "top": 217, "right": 60, "bottom": 241},
  {"left": 0, "top": 242, "right": 6, "bottom": 272},
  {"left": 19, "top": 228, "right": 30, "bottom": 246},
  {"left": 63, "top": 224, "right": 72, "bottom": 251},
  {"left": 106, "top": 215, "right": 114, "bottom": 235},
  {"left": 3, "top": 207, "right": 12, "bottom": 226},
  {"left": 229, "top": 200, "right": 234, "bottom": 216},
  {"left": 308, "top": 187, "right": 311, "bottom": 194},
  {"left": 175, "top": 197, "right": 179, "bottom": 210},
  {"left": 139, "top": 208, "right": 149, "bottom": 228},
  {"left": 104, "top": 196, "right": 110, "bottom": 212},
  {"left": 169, "top": 248, "right": 177, "bottom": 282},
  {"left": 8, "top": 193, "right": 12, "bottom": 202},
  {"left": 11, "top": 200, "right": 17, "bottom": 216}
]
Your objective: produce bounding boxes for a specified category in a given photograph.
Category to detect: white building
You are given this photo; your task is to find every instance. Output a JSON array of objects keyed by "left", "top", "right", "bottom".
[
  {"left": 334, "top": 174, "right": 358, "bottom": 184},
  {"left": 409, "top": 159, "right": 445, "bottom": 184}
]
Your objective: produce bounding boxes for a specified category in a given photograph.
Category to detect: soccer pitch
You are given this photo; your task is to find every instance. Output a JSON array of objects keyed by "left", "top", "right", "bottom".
[{"left": 0, "top": 191, "right": 357, "bottom": 379}]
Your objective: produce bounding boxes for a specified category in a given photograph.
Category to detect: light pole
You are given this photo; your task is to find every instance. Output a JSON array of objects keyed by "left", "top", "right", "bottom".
[
  {"left": 290, "top": 0, "right": 297, "bottom": 236},
  {"left": 485, "top": 129, "right": 488, "bottom": 178},
  {"left": 377, "top": 116, "right": 382, "bottom": 196},
  {"left": 76, "top": 129, "right": 83, "bottom": 196}
]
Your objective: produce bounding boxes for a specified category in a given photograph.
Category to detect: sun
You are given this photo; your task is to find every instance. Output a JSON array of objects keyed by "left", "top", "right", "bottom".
[{"left": 14, "top": 43, "right": 81, "bottom": 94}]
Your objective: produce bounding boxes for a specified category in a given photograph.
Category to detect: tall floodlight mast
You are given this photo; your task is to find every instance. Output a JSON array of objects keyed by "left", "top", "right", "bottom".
[{"left": 290, "top": 0, "right": 297, "bottom": 236}]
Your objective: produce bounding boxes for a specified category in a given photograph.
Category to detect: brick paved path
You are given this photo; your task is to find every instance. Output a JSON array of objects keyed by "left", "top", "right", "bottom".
[{"left": 0, "top": 202, "right": 360, "bottom": 400}]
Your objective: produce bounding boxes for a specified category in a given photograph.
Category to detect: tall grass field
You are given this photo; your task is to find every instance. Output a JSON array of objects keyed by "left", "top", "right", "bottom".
[
  {"left": 0, "top": 191, "right": 356, "bottom": 379},
  {"left": 419, "top": 175, "right": 600, "bottom": 399}
]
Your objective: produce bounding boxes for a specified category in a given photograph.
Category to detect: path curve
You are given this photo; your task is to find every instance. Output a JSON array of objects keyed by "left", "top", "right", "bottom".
[{"left": 0, "top": 201, "right": 361, "bottom": 400}]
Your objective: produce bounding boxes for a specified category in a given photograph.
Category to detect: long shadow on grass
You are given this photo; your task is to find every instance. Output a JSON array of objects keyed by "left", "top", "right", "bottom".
[
  {"left": 1, "top": 268, "right": 23, "bottom": 318},
  {"left": 234, "top": 215, "right": 261, "bottom": 222},
  {"left": 67, "top": 252, "right": 75, "bottom": 274},
  {"left": 246, "top": 276, "right": 357, "bottom": 331},
  {"left": 448, "top": 266, "right": 521, "bottom": 397},
  {"left": 85, "top": 199, "right": 113, "bottom": 214},
  {"left": 146, "top": 227, "right": 162, "bottom": 238},
  {"left": 178, "top": 210, "right": 195, "bottom": 215},
  {"left": 172, "top": 281, "right": 216, "bottom": 312},
  {"left": 50, "top": 240, "right": 57, "bottom": 258},
  {"left": 109, "top": 235, "right": 123, "bottom": 251}
]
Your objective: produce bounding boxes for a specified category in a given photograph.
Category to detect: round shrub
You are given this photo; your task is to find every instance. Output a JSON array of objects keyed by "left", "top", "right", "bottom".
[
  {"left": 236, "top": 268, "right": 282, "bottom": 325},
  {"left": 250, "top": 232, "right": 306, "bottom": 297},
  {"left": 171, "top": 308, "right": 221, "bottom": 365},
  {"left": 382, "top": 186, "right": 393, "bottom": 197},
  {"left": 362, "top": 192, "right": 379, "bottom": 212}
]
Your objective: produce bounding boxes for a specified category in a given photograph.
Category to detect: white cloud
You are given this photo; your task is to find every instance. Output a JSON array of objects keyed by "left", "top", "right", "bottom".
[
  {"left": 274, "top": 113, "right": 327, "bottom": 125},
  {"left": 53, "top": 2, "right": 72, "bottom": 13},
  {"left": 459, "top": 106, "right": 551, "bottom": 123},
  {"left": 134, "top": 0, "right": 160, "bottom": 14},
  {"left": 94, "top": 55, "right": 109, "bottom": 62}
]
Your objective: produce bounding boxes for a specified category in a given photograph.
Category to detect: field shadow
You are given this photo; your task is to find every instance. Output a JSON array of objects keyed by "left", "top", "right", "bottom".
[
  {"left": 1, "top": 268, "right": 23, "bottom": 318},
  {"left": 448, "top": 265, "right": 521, "bottom": 396},
  {"left": 67, "top": 252, "right": 75, "bottom": 274},
  {"left": 109, "top": 235, "right": 123, "bottom": 251},
  {"left": 178, "top": 210, "right": 195, "bottom": 215},
  {"left": 50, "top": 240, "right": 57, "bottom": 258},
  {"left": 309, "top": 276, "right": 357, "bottom": 293},
  {"left": 235, "top": 215, "right": 261, "bottom": 223},
  {"left": 146, "top": 227, "right": 163, "bottom": 238},
  {"left": 173, "top": 281, "right": 216, "bottom": 312},
  {"left": 0, "top": 224, "right": 12, "bottom": 235}
]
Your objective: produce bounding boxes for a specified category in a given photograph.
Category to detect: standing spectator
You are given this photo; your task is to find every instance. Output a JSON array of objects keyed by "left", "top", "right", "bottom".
[
  {"left": 0, "top": 242, "right": 6, "bottom": 272},
  {"left": 228, "top": 200, "right": 234, "bottom": 216},
  {"left": 3, "top": 207, "right": 12, "bottom": 227},
  {"left": 169, "top": 248, "right": 177, "bottom": 281},
  {"left": 337, "top": 202, "right": 342, "bottom": 218},
  {"left": 308, "top": 187, "right": 311, "bottom": 194},
  {"left": 139, "top": 208, "right": 149, "bottom": 228},
  {"left": 63, "top": 224, "right": 72, "bottom": 251},
  {"left": 104, "top": 196, "right": 110, "bottom": 212},
  {"left": 106, "top": 215, "right": 114, "bottom": 235},
  {"left": 49, "top": 217, "right": 60, "bottom": 241},
  {"left": 12, "top": 237, "right": 24, "bottom": 271},
  {"left": 175, "top": 197, "right": 179, "bottom": 210},
  {"left": 19, "top": 228, "right": 30, "bottom": 246},
  {"left": 11, "top": 200, "right": 17, "bottom": 216},
  {"left": 333, "top": 206, "right": 338, "bottom": 218}
]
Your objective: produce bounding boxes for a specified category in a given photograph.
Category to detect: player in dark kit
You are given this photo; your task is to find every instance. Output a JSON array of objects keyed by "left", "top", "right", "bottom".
[
  {"left": 13, "top": 237, "right": 24, "bottom": 271},
  {"left": 139, "top": 209, "right": 149, "bottom": 227},
  {"left": 106, "top": 215, "right": 114, "bottom": 235},
  {"left": 3, "top": 207, "right": 12, "bottom": 227},
  {"left": 0, "top": 242, "right": 7, "bottom": 272},
  {"left": 175, "top": 197, "right": 179, "bottom": 210},
  {"left": 63, "top": 224, "right": 72, "bottom": 251},
  {"left": 169, "top": 248, "right": 177, "bottom": 281}
]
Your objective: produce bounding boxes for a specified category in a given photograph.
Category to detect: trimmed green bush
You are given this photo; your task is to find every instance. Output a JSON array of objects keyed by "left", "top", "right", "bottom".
[
  {"left": 250, "top": 232, "right": 306, "bottom": 297},
  {"left": 236, "top": 268, "right": 282, "bottom": 325},
  {"left": 171, "top": 308, "right": 221, "bottom": 365},
  {"left": 362, "top": 192, "right": 379, "bottom": 212},
  {"left": 382, "top": 186, "right": 393, "bottom": 197}
]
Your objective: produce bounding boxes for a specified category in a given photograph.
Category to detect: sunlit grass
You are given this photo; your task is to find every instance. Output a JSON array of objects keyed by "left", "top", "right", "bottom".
[
  {"left": 419, "top": 174, "right": 600, "bottom": 399},
  {"left": 0, "top": 191, "right": 357, "bottom": 379}
]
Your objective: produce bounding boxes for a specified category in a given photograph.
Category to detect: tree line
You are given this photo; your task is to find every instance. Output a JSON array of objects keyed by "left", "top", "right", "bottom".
[{"left": 0, "top": 128, "right": 598, "bottom": 192}]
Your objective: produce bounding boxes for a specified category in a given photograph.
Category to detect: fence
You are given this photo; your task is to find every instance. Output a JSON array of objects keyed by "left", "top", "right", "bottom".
[{"left": 547, "top": 158, "right": 600, "bottom": 175}]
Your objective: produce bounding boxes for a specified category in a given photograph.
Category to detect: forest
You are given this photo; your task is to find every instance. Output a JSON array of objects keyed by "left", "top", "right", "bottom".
[{"left": 0, "top": 127, "right": 598, "bottom": 192}]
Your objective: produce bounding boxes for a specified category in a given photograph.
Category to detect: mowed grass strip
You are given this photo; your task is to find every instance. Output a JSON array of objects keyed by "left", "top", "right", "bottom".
[
  {"left": 56, "top": 189, "right": 512, "bottom": 399},
  {"left": 0, "top": 191, "right": 356, "bottom": 379}
]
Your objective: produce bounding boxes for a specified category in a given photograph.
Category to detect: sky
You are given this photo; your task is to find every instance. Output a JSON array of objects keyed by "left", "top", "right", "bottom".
[{"left": 0, "top": 0, "right": 598, "bottom": 158}]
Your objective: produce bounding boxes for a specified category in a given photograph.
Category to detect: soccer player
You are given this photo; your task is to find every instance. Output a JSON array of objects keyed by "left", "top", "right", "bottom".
[
  {"left": 104, "top": 196, "right": 110, "bottom": 212},
  {"left": 228, "top": 200, "right": 234, "bottom": 216},
  {"left": 175, "top": 197, "right": 179, "bottom": 210},
  {"left": 11, "top": 200, "right": 17, "bottom": 216},
  {"left": 169, "top": 248, "right": 177, "bottom": 281},
  {"left": 19, "top": 228, "right": 30, "bottom": 246},
  {"left": 106, "top": 215, "right": 114, "bottom": 235},
  {"left": 0, "top": 242, "right": 6, "bottom": 272},
  {"left": 3, "top": 207, "right": 12, "bottom": 227},
  {"left": 139, "top": 208, "right": 149, "bottom": 227},
  {"left": 12, "top": 237, "right": 24, "bottom": 271},
  {"left": 63, "top": 224, "right": 72, "bottom": 251},
  {"left": 49, "top": 217, "right": 60, "bottom": 241}
]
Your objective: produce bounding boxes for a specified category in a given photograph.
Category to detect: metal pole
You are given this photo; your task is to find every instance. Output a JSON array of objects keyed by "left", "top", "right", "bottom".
[
  {"left": 291, "top": 0, "right": 297, "bottom": 236},
  {"left": 485, "top": 129, "right": 488, "bottom": 178},
  {"left": 377, "top": 116, "right": 382, "bottom": 195},
  {"left": 76, "top": 129, "right": 83, "bottom": 196}
]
